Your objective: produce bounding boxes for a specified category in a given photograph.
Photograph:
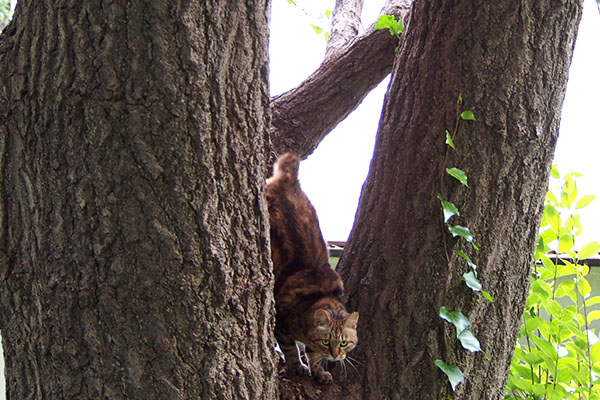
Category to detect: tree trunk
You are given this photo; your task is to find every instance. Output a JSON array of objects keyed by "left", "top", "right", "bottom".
[
  {"left": 0, "top": 1, "right": 276, "bottom": 399},
  {"left": 338, "top": 1, "right": 582, "bottom": 399}
]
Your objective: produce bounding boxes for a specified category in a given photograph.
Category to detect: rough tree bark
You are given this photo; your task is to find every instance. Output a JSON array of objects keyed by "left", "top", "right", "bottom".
[
  {"left": 0, "top": 0, "right": 276, "bottom": 399},
  {"left": 0, "top": 0, "right": 585, "bottom": 398},
  {"left": 337, "top": 1, "right": 583, "bottom": 399}
]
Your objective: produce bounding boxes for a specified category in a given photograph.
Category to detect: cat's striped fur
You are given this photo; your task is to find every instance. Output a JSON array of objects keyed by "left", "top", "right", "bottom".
[{"left": 267, "top": 153, "right": 358, "bottom": 384}]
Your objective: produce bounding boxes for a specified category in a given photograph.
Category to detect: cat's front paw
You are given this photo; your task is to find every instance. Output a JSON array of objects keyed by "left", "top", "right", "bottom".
[{"left": 314, "top": 370, "right": 332, "bottom": 384}]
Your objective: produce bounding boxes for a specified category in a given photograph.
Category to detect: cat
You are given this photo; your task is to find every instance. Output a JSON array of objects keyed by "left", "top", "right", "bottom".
[{"left": 266, "top": 153, "right": 359, "bottom": 384}]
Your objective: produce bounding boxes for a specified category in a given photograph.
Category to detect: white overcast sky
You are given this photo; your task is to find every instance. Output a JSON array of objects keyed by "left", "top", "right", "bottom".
[{"left": 270, "top": 0, "right": 600, "bottom": 247}]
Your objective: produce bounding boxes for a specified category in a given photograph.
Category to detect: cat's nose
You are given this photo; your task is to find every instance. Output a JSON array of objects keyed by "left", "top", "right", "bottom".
[{"left": 331, "top": 347, "right": 340, "bottom": 358}]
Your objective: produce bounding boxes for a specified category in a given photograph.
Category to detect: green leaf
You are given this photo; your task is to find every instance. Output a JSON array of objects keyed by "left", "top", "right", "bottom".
[
  {"left": 560, "top": 174, "right": 577, "bottom": 208},
  {"left": 458, "top": 329, "right": 482, "bottom": 353},
  {"left": 584, "top": 296, "right": 600, "bottom": 307},
  {"left": 374, "top": 14, "right": 393, "bottom": 30},
  {"left": 455, "top": 249, "right": 477, "bottom": 270},
  {"left": 588, "top": 310, "right": 600, "bottom": 322},
  {"left": 448, "top": 225, "right": 474, "bottom": 243},
  {"left": 463, "top": 271, "right": 482, "bottom": 291},
  {"left": 325, "top": 9, "right": 333, "bottom": 19},
  {"left": 481, "top": 290, "right": 493, "bottom": 302},
  {"left": 460, "top": 110, "right": 476, "bottom": 121},
  {"left": 541, "top": 298, "right": 562, "bottom": 319},
  {"left": 539, "top": 253, "right": 557, "bottom": 274},
  {"left": 435, "top": 360, "right": 464, "bottom": 391},
  {"left": 310, "top": 24, "right": 323, "bottom": 35},
  {"left": 545, "top": 205, "right": 560, "bottom": 234},
  {"left": 530, "top": 335, "right": 558, "bottom": 362},
  {"left": 565, "top": 215, "right": 582, "bottom": 236},
  {"left": 575, "top": 194, "right": 595, "bottom": 209},
  {"left": 545, "top": 190, "right": 559, "bottom": 206},
  {"left": 446, "top": 167, "right": 469, "bottom": 187},
  {"left": 531, "top": 280, "right": 552, "bottom": 299},
  {"left": 445, "top": 130, "right": 455, "bottom": 149},
  {"left": 374, "top": 14, "right": 402, "bottom": 36},
  {"left": 591, "top": 341, "right": 600, "bottom": 364},
  {"left": 577, "top": 277, "right": 592, "bottom": 297},
  {"left": 578, "top": 241, "right": 600, "bottom": 260},
  {"left": 558, "top": 233, "right": 574, "bottom": 252},
  {"left": 439, "top": 306, "right": 470, "bottom": 334},
  {"left": 437, "top": 194, "right": 460, "bottom": 222}
]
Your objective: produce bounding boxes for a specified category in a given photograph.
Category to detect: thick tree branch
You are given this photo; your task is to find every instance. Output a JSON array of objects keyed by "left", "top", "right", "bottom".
[
  {"left": 270, "top": 2, "right": 411, "bottom": 159},
  {"left": 325, "top": 0, "right": 364, "bottom": 58}
]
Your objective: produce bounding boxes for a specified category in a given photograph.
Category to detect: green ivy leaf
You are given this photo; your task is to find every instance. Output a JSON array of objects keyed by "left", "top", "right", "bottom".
[
  {"left": 550, "top": 165, "right": 560, "bottom": 179},
  {"left": 325, "top": 9, "right": 333, "bottom": 19},
  {"left": 439, "top": 306, "right": 470, "bottom": 334},
  {"left": 462, "top": 271, "right": 482, "bottom": 291},
  {"left": 455, "top": 249, "right": 477, "bottom": 270},
  {"left": 460, "top": 110, "right": 476, "bottom": 121},
  {"left": 445, "top": 129, "right": 455, "bottom": 149},
  {"left": 448, "top": 225, "right": 474, "bottom": 243},
  {"left": 578, "top": 241, "right": 600, "bottom": 260},
  {"left": 435, "top": 360, "right": 464, "bottom": 391},
  {"left": 446, "top": 167, "right": 469, "bottom": 187},
  {"left": 481, "top": 290, "right": 493, "bottom": 302},
  {"left": 457, "top": 329, "right": 482, "bottom": 353},
  {"left": 575, "top": 194, "right": 595, "bottom": 210},
  {"left": 437, "top": 194, "right": 460, "bottom": 222}
]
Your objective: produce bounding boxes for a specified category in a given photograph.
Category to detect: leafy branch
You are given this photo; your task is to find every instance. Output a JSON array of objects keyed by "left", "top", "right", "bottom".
[
  {"left": 506, "top": 167, "right": 600, "bottom": 400},
  {"left": 374, "top": 14, "right": 404, "bottom": 40}
]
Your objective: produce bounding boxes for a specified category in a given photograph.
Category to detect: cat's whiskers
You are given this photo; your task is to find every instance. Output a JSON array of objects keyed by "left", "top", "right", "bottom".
[
  {"left": 345, "top": 355, "right": 364, "bottom": 367},
  {"left": 340, "top": 359, "right": 348, "bottom": 381},
  {"left": 342, "top": 357, "right": 361, "bottom": 377}
]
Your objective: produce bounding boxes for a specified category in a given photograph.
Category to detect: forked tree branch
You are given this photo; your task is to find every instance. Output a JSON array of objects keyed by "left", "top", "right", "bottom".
[{"left": 270, "top": 1, "right": 412, "bottom": 159}]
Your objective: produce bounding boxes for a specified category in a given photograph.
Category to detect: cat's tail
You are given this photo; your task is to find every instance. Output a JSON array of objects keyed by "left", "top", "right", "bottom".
[{"left": 269, "top": 153, "right": 300, "bottom": 185}]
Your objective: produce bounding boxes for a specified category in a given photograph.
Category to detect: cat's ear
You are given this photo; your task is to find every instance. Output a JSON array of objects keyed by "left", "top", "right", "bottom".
[
  {"left": 344, "top": 311, "right": 359, "bottom": 329},
  {"left": 313, "top": 309, "right": 331, "bottom": 327}
]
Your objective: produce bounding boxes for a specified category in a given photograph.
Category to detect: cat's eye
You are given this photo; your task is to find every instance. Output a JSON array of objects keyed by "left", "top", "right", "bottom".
[
  {"left": 322, "top": 339, "right": 330, "bottom": 346},
  {"left": 340, "top": 340, "right": 348, "bottom": 347}
]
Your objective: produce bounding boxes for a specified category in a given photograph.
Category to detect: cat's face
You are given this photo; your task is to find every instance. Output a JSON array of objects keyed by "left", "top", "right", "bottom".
[{"left": 308, "top": 309, "right": 358, "bottom": 361}]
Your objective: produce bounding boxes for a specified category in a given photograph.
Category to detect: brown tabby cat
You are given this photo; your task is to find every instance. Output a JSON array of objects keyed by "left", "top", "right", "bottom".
[{"left": 266, "top": 153, "right": 358, "bottom": 384}]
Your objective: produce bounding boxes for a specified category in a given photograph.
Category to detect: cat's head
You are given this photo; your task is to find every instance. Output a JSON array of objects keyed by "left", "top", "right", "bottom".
[{"left": 307, "top": 308, "right": 359, "bottom": 361}]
